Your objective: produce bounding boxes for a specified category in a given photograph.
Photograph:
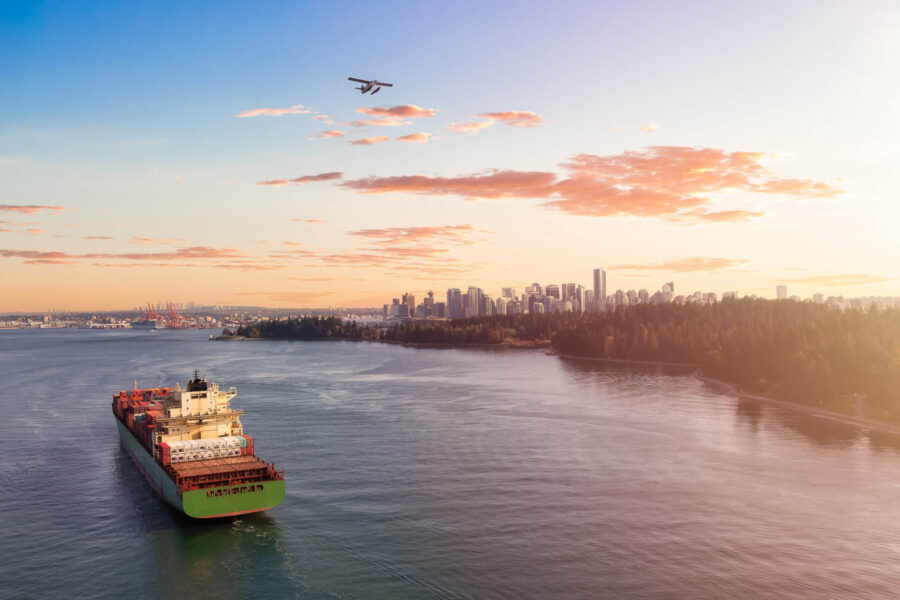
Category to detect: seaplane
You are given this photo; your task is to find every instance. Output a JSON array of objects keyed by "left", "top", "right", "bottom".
[{"left": 348, "top": 77, "right": 393, "bottom": 95}]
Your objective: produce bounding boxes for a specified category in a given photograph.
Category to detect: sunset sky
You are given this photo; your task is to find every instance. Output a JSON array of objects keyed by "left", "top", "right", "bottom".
[{"left": 2, "top": 1, "right": 898, "bottom": 311}]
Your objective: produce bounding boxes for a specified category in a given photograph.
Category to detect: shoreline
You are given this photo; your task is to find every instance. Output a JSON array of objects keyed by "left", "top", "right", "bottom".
[
  {"left": 695, "top": 372, "right": 900, "bottom": 437},
  {"left": 212, "top": 333, "right": 900, "bottom": 437}
]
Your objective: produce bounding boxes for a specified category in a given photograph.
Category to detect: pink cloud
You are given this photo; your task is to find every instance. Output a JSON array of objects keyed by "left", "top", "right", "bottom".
[
  {"left": 292, "top": 218, "right": 327, "bottom": 224},
  {"left": 396, "top": 132, "right": 431, "bottom": 143},
  {"left": 235, "top": 105, "right": 310, "bottom": 118},
  {"left": 318, "top": 130, "right": 346, "bottom": 138},
  {"left": 340, "top": 146, "right": 840, "bottom": 224},
  {"left": 26, "top": 228, "right": 43, "bottom": 235},
  {"left": 613, "top": 257, "right": 749, "bottom": 272},
  {"left": 346, "top": 117, "right": 411, "bottom": 128},
  {"left": 349, "top": 136, "right": 390, "bottom": 146},
  {"left": 0, "top": 204, "right": 65, "bottom": 214},
  {"left": 256, "top": 172, "right": 342, "bottom": 187},
  {"left": 356, "top": 105, "right": 437, "bottom": 119},
  {"left": 446, "top": 121, "right": 495, "bottom": 134},
  {"left": 475, "top": 110, "right": 545, "bottom": 128},
  {"left": 640, "top": 124, "right": 660, "bottom": 132},
  {"left": 83, "top": 236, "right": 114, "bottom": 240}
]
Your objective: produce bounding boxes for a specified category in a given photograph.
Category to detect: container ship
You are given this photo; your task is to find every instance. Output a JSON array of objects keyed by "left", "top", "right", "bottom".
[{"left": 112, "top": 372, "right": 284, "bottom": 518}]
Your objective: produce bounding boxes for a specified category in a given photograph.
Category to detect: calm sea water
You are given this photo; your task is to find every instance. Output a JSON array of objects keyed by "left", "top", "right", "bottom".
[{"left": 2, "top": 329, "right": 900, "bottom": 599}]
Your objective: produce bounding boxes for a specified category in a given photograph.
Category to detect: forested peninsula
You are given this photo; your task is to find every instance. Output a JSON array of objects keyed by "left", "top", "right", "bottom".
[{"left": 233, "top": 299, "right": 900, "bottom": 423}]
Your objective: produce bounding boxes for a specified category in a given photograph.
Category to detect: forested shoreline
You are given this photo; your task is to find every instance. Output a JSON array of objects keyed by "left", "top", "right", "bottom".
[{"left": 234, "top": 299, "right": 900, "bottom": 423}]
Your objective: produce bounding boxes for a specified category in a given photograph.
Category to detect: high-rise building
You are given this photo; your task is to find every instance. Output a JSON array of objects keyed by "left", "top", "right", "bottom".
[
  {"left": 424, "top": 290, "right": 435, "bottom": 316},
  {"left": 495, "top": 297, "right": 507, "bottom": 315},
  {"left": 626, "top": 289, "right": 637, "bottom": 305},
  {"left": 593, "top": 268, "right": 606, "bottom": 311},
  {"left": 723, "top": 291, "right": 738, "bottom": 300},
  {"left": 574, "top": 285, "right": 584, "bottom": 312},
  {"left": 638, "top": 289, "right": 649, "bottom": 304},
  {"left": 433, "top": 302, "right": 447, "bottom": 318},
  {"left": 481, "top": 295, "right": 493, "bottom": 316},
  {"left": 447, "top": 288, "right": 463, "bottom": 319},
  {"left": 501, "top": 287, "right": 516, "bottom": 298},
  {"left": 584, "top": 289, "right": 594, "bottom": 311},
  {"left": 466, "top": 286, "right": 483, "bottom": 318},
  {"left": 545, "top": 284, "right": 560, "bottom": 299},
  {"left": 531, "top": 283, "right": 542, "bottom": 296},
  {"left": 776, "top": 285, "right": 788, "bottom": 300},
  {"left": 402, "top": 292, "right": 416, "bottom": 317}
]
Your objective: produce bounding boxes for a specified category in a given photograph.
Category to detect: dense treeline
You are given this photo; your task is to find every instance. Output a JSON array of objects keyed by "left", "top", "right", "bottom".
[
  {"left": 233, "top": 301, "right": 900, "bottom": 421},
  {"left": 552, "top": 299, "right": 900, "bottom": 420},
  {"left": 236, "top": 316, "right": 380, "bottom": 340}
]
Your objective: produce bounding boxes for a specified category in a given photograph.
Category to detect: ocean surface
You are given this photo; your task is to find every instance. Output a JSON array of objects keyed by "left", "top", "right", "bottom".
[{"left": 3, "top": 329, "right": 900, "bottom": 599}]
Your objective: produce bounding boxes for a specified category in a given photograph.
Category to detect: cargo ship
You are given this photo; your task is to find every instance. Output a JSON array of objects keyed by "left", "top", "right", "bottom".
[{"left": 112, "top": 372, "right": 284, "bottom": 518}]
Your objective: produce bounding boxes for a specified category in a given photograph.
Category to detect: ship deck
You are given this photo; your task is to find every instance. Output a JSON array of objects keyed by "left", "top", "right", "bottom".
[{"left": 170, "top": 455, "right": 270, "bottom": 479}]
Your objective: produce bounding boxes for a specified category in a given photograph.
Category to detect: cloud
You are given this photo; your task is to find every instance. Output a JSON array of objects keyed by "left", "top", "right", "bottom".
[
  {"left": 446, "top": 121, "right": 495, "bottom": 134},
  {"left": 341, "top": 170, "right": 556, "bottom": 199},
  {"left": 26, "top": 228, "right": 43, "bottom": 235},
  {"left": 348, "top": 224, "right": 490, "bottom": 245},
  {"left": 349, "top": 136, "right": 390, "bottom": 146},
  {"left": 396, "top": 132, "right": 431, "bottom": 143},
  {"left": 356, "top": 105, "right": 437, "bottom": 119},
  {"left": 447, "top": 110, "right": 545, "bottom": 134},
  {"left": 341, "top": 146, "right": 840, "bottom": 224},
  {"left": 639, "top": 124, "right": 660, "bottom": 132},
  {"left": 313, "top": 115, "right": 335, "bottom": 124},
  {"left": 292, "top": 218, "right": 327, "bottom": 224},
  {"left": 235, "top": 105, "right": 310, "bottom": 118},
  {"left": 475, "top": 110, "right": 545, "bottom": 128},
  {"left": 346, "top": 117, "right": 411, "bottom": 128},
  {"left": 613, "top": 257, "right": 749, "bottom": 272},
  {"left": 83, "top": 236, "right": 114, "bottom": 240},
  {"left": 318, "top": 130, "right": 346, "bottom": 138},
  {"left": 130, "top": 237, "right": 182, "bottom": 245},
  {"left": 256, "top": 172, "right": 343, "bottom": 187},
  {"left": 0, "top": 204, "right": 65, "bottom": 214},
  {"left": 777, "top": 274, "right": 890, "bottom": 286}
]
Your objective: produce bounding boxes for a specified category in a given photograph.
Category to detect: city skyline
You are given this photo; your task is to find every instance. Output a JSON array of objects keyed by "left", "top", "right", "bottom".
[{"left": 2, "top": 2, "right": 898, "bottom": 311}]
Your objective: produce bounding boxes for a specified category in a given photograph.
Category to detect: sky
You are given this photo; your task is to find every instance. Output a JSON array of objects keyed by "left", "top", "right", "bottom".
[{"left": 1, "top": 1, "right": 899, "bottom": 311}]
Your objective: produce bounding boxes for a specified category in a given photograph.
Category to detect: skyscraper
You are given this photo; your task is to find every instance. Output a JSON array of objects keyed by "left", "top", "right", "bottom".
[
  {"left": 776, "top": 285, "right": 788, "bottom": 300},
  {"left": 466, "top": 286, "right": 483, "bottom": 318},
  {"left": 545, "top": 284, "right": 560, "bottom": 299},
  {"left": 593, "top": 268, "right": 606, "bottom": 311},
  {"left": 447, "top": 288, "right": 462, "bottom": 319},
  {"left": 402, "top": 292, "right": 415, "bottom": 317}
]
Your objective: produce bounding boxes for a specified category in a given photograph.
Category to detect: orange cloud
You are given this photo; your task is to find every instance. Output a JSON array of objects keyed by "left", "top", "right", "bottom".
[
  {"left": 356, "top": 105, "right": 437, "bottom": 119},
  {"left": 130, "top": 237, "right": 182, "bottom": 245},
  {"left": 313, "top": 115, "right": 334, "bottom": 123},
  {"left": 777, "top": 274, "right": 890, "bottom": 286},
  {"left": 475, "top": 110, "right": 545, "bottom": 128},
  {"left": 292, "top": 218, "right": 327, "bottom": 224},
  {"left": 396, "top": 132, "right": 431, "bottom": 143},
  {"left": 235, "top": 105, "right": 310, "bottom": 118},
  {"left": 613, "top": 257, "right": 749, "bottom": 272},
  {"left": 318, "top": 130, "right": 345, "bottom": 138},
  {"left": 26, "top": 228, "right": 43, "bottom": 235},
  {"left": 341, "top": 147, "right": 839, "bottom": 224},
  {"left": 640, "top": 124, "right": 660, "bottom": 132},
  {"left": 0, "top": 204, "right": 65, "bottom": 214},
  {"left": 341, "top": 170, "right": 556, "bottom": 199},
  {"left": 349, "top": 136, "right": 390, "bottom": 146},
  {"left": 446, "top": 121, "right": 494, "bottom": 134},
  {"left": 348, "top": 224, "right": 490, "bottom": 245},
  {"left": 83, "top": 236, "right": 114, "bottom": 240},
  {"left": 256, "top": 172, "right": 343, "bottom": 187}
]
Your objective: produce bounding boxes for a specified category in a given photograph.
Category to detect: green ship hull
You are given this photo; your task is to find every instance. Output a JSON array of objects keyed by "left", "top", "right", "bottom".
[{"left": 116, "top": 419, "right": 285, "bottom": 518}]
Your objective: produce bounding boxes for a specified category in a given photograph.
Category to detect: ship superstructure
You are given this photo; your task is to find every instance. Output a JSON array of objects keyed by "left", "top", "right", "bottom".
[{"left": 112, "top": 372, "right": 284, "bottom": 518}]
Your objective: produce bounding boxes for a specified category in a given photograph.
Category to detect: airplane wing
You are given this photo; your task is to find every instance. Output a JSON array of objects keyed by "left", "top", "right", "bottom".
[
  {"left": 375, "top": 82, "right": 393, "bottom": 87},
  {"left": 348, "top": 77, "right": 370, "bottom": 83}
]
